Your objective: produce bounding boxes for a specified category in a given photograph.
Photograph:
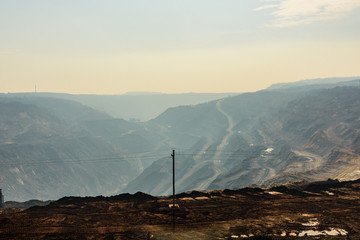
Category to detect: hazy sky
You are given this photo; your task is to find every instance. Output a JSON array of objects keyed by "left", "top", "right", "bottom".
[{"left": 1, "top": 0, "right": 360, "bottom": 94}]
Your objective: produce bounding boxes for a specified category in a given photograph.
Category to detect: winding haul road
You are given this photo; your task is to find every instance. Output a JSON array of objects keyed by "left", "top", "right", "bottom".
[
  {"left": 196, "top": 99, "right": 235, "bottom": 190},
  {"left": 173, "top": 136, "right": 213, "bottom": 191},
  {"left": 163, "top": 99, "right": 235, "bottom": 194}
]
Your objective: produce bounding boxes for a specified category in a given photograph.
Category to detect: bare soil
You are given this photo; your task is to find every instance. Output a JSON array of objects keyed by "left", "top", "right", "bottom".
[{"left": 1, "top": 180, "right": 360, "bottom": 239}]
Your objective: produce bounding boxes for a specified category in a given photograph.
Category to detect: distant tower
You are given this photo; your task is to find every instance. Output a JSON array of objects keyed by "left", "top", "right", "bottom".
[
  {"left": 35, "top": 85, "right": 37, "bottom": 93},
  {"left": 0, "top": 189, "right": 3, "bottom": 208}
]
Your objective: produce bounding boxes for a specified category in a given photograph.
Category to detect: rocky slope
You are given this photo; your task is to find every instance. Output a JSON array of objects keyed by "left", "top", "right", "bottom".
[
  {"left": 0, "top": 98, "right": 164, "bottom": 201},
  {"left": 126, "top": 86, "right": 360, "bottom": 195}
]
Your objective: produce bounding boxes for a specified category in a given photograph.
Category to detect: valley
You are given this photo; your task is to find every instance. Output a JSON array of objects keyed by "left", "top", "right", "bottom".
[{"left": 1, "top": 78, "right": 360, "bottom": 203}]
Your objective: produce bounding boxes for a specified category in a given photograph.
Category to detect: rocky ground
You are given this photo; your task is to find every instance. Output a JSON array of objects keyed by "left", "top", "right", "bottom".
[{"left": 1, "top": 179, "right": 360, "bottom": 239}]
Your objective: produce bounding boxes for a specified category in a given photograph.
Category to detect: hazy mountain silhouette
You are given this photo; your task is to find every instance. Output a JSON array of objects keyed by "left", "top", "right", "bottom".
[
  {"left": 267, "top": 76, "right": 360, "bottom": 90},
  {"left": 2, "top": 92, "right": 238, "bottom": 121}
]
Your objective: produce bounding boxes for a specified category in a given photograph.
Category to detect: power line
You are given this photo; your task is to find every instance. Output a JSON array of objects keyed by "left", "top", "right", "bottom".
[
  {"left": 177, "top": 152, "right": 268, "bottom": 158},
  {"left": 1, "top": 153, "right": 265, "bottom": 167},
  {"left": 0, "top": 152, "right": 170, "bottom": 167},
  {"left": 0, "top": 144, "right": 270, "bottom": 168}
]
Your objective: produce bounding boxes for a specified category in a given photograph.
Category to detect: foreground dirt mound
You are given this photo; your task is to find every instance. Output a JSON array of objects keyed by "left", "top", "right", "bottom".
[{"left": 1, "top": 180, "right": 360, "bottom": 239}]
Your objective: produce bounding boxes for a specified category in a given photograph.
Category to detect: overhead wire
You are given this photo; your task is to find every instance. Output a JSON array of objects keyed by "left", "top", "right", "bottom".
[
  {"left": 1, "top": 150, "right": 171, "bottom": 167},
  {"left": 1, "top": 145, "right": 271, "bottom": 167}
]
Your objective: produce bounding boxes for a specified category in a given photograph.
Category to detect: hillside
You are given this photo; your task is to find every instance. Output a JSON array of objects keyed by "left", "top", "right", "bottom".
[
  {"left": 0, "top": 98, "right": 163, "bottom": 201},
  {"left": 1, "top": 178, "right": 360, "bottom": 239},
  {"left": 126, "top": 86, "right": 360, "bottom": 195}
]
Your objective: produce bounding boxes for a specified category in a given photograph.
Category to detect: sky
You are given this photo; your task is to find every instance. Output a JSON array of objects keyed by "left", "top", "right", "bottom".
[{"left": 1, "top": 0, "right": 360, "bottom": 94}]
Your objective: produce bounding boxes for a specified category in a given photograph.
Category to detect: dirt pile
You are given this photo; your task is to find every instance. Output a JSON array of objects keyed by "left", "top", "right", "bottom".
[{"left": 1, "top": 179, "right": 360, "bottom": 239}]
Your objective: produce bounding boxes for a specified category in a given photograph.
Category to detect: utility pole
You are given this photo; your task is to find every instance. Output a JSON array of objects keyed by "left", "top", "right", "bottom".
[
  {"left": 171, "top": 149, "right": 175, "bottom": 232},
  {"left": 0, "top": 189, "right": 3, "bottom": 208}
]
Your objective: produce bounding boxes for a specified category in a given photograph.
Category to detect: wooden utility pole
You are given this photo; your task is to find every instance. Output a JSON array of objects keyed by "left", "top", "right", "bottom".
[{"left": 171, "top": 149, "right": 175, "bottom": 232}]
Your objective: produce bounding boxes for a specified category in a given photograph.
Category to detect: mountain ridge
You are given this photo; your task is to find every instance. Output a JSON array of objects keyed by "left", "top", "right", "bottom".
[{"left": 1, "top": 92, "right": 239, "bottom": 121}]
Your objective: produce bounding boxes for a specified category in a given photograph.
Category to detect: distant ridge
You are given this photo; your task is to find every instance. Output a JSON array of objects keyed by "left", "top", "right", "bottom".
[
  {"left": 123, "top": 92, "right": 163, "bottom": 95},
  {"left": 1, "top": 92, "right": 239, "bottom": 121},
  {"left": 268, "top": 76, "right": 360, "bottom": 90}
]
